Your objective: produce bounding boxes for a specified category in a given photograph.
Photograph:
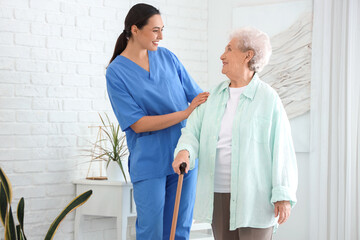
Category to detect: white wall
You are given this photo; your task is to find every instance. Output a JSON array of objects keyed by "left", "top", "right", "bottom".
[
  {"left": 0, "top": 0, "right": 313, "bottom": 239},
  {"left": 208, "top": 0, "right": 311, "bottom": 239},
  {"left": 0, "top": 0, "right": 208, "bottom": 239}
]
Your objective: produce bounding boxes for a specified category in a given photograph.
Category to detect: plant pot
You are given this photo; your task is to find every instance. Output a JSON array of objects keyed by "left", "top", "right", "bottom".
[{"left": 106, "top": 161, "right": 126, "bottom": 182}]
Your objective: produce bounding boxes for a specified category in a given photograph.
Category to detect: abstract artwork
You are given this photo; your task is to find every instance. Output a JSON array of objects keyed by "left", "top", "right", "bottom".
[
  {"left": 232, "top": 1, "right": 312, "bottom": 119},
  {"left": 259, "top": 12, "right": 312, "bottom": 119}
]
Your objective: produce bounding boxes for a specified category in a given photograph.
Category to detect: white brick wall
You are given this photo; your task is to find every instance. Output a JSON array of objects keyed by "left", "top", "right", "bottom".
[{"left": 0, "top": 0, "right": 208, "bottom": 239}]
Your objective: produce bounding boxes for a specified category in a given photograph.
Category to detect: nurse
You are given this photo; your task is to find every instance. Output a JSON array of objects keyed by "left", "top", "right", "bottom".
[{"left": 106, "top": 3, "right": 209, "bottom": 240}]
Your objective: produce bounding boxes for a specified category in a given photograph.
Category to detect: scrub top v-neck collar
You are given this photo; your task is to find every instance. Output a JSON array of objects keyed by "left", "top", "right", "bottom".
[{"left": 119, "top": 50, "right": 153, "bottom": 80}]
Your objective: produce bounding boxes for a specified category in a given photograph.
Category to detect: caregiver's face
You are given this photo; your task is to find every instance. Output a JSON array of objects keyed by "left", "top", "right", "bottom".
[
  {"left": 220, "top": 38, "right": 248, "bottom": 76},
  {"left": 133, "top": 14, "right": 164, "bottom": 51}
]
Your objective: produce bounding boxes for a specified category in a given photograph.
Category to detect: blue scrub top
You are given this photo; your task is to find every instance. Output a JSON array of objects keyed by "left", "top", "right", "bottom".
[{"left": 106, "top": 47, "right": 202, "bottom": 183}]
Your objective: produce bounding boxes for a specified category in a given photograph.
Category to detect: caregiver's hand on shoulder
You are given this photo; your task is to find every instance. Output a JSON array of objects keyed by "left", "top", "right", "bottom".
[
  {"left": 172, "top": 150, "right": 190, "bottom": 175},
  {"left": 185, "top": 92, "right": 209, "bottom": 117},
  {"left": 274, "top": 200, "right": 291, "bottom": 224}
]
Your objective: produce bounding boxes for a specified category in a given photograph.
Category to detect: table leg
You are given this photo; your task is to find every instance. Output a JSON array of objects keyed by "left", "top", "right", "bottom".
[
  {"left": 74, "top": 211, "right": 83, "bottom": 240},
  {"left": 117, "top": 216, "right": 128, "bottom": 240}
]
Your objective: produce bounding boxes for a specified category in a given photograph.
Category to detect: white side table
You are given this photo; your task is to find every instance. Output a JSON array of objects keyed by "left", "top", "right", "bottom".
[{"left": 73, "top": 179, "right": 136, "bottom": 240}]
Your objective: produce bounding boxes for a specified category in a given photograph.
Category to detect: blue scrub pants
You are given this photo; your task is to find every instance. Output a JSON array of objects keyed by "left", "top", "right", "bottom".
[{"left": 132, "top": 162, "right": 198, "bottom": 240}]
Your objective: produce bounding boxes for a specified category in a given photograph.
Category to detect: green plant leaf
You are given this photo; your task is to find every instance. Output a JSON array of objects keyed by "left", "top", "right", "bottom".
[
  {"left": 116, "top": 125, "right": 120, "bottom": 141},
  {"left": 0, "top": 184, "right": 8, "bottom": 227},
  {"left": 16, "top": 225, "right": 25, "bottom": 240},
  {"left": 91, "top": 113, "right": 128, "bottom": 181},
  {"left": 0, "top": 167, "right": 16, "bottom": 240},
  {"left": 99, "top": 113, "right": 106, "bottom": 127},
  {"left": 5, "top": 206, "right": 17, "bottom": 240},
  {"left": 116, "top": 160, "right": 127, "bottom": 183},
  {"left": 91, "top": 152, "right": 109, "bottom": 160},
  {"left": 99, "top": 113, "right": 113, "bottom": 145},
  {"left": 105, "top": 112, "right": 111, "bottom": 126},
  {"left": 0, "top": 167, "right": 12, "bottom": 203},
  {"left": 102, "top": 130, "right": 114, "bottom": 148},
  {"left": 44, "top": 190, "right": 92, "bottom": 240},
  {"left": 16, "top": 225, "right": 21, "bottom": 239},
  {"left": 17, "top": 198, "right": 26, "bottom": 240}
]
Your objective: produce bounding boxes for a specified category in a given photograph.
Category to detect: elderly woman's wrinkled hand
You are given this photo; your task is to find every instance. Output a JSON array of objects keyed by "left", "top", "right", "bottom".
[
  {"left": 172, "top": 150, "right": 190, "bottom": 175},
  {"left": 274, "top": 201, "right": 291, "bottom": 224}
]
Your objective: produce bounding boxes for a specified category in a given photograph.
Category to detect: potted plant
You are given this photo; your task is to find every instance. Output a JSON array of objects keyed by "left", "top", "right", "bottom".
[
  {"left": 93, "top": 113, "right": 128, "bottom": 182},
  {"left": 0, "top": 167, "right": 92, "bottom": 240}
]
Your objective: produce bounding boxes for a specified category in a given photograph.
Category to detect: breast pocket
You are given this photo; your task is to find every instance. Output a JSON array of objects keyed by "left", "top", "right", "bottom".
[{"left": 251, "top": 116, "right": 270, "bottom": 144}]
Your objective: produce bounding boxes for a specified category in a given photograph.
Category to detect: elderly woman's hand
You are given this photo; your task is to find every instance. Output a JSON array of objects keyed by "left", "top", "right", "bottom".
[
  {"left": 274, "top": 201, "right": 291, "bottom": 224},
  {"left": 172, "top": 150, "right": 190, "bottom": 175}
]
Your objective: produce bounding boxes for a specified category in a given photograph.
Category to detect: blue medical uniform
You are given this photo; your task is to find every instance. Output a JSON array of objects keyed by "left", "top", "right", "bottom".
[{"left": 106, "top": 47, "right": 202, "bottom": 240}]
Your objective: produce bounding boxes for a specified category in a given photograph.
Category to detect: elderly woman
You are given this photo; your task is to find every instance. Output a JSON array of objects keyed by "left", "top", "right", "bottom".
[{"left": 172, "top": 27, "right": 298, "bottom": 240}]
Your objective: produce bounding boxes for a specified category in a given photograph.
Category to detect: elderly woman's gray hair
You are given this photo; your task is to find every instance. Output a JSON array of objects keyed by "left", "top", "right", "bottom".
[{"left": 230, "top": 27, "right": 272, "bottom": 72}]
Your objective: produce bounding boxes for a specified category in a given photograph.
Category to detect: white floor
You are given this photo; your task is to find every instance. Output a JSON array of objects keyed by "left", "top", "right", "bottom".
[
  {"left": 126, "top": 217, "right": 213, "bottom": 240},
  {"left": 190, "top": 222, "right": 214, "bottom": 240}
]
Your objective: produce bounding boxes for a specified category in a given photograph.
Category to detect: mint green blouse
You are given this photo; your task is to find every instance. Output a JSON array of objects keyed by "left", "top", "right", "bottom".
[{"left": 174, "top": 73, "right": 298, "bottom": 230}]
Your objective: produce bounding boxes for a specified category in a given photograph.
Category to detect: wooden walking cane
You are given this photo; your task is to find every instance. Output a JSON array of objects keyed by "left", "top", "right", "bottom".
[{"left": 170, "top": 162, "right": 187, "bottom": 240}]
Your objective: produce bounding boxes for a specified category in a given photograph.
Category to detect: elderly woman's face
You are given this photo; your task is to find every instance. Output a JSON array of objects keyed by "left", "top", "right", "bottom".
[{"left": 220, "top": 38, "right": 251, "bottom": 77}]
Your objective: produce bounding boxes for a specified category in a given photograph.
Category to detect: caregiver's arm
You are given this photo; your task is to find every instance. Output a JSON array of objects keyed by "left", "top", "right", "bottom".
[{"left": 130, "top": 92, "right": 209, "bottom": 133}]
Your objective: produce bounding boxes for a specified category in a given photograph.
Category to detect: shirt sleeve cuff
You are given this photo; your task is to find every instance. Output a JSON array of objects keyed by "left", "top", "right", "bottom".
[
  {"left": 271, "top": 186, "right": 297, "bottom": 208},
  {"left": 121, "top": 112, "right": 146, "bottom": 132}
]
